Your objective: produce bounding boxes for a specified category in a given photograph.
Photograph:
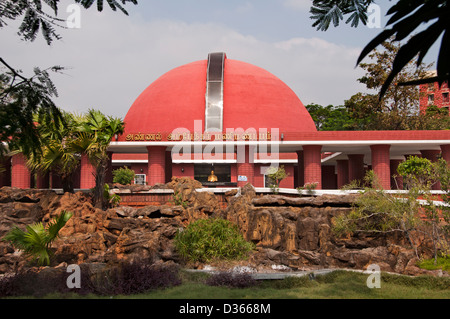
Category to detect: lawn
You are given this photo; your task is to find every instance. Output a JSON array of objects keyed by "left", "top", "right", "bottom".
[{"left": 42, "top": 269, "right": 450, "bottom": 300}]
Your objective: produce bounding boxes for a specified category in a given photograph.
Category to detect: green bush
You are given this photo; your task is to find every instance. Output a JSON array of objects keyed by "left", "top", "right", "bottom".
[
  {"left": 113, "top": 166, "right": 135, "bottom": 185},
  {"left": 174, "top": 218, "right": 255, "bottom": 263}
]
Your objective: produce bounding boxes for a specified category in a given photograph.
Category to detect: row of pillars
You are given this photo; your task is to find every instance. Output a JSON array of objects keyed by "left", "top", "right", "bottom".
[
  {"left": 5, "top": 144, "right": 450, "bottom": 190},
  {"left": 6, "top": 154, "right": 100, "bottom": 189},
  {"left": 298, "top": 144, "right": 450, "bottom": 190}
]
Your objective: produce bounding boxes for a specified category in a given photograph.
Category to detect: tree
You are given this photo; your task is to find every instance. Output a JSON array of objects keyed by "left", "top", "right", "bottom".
[
  {"left": 113, "top": 166, "right": 135, "bottom": 185},
  {"left": 0, "top": 0, "right": 137, "bottom": 161},
  {"left": 3, "top": 211, "right": 72, "bottom": 266},
  {"left": 310, "top": 0, "right": 450, "bottom": 98},
  {"left": 345, "top": 39, "right": 433, "bottom": 130},
  {"left": 26, "top": 110, "right": 82, "bottom": 193},
  {"left": 266, "top": 165, "right": 289, "bottom": 194},
  {"left": 75, "top": 109, "right": 124, "bottom": 208},
  {"left": 334, "top": 158, "right": 450, "bottom": 263},
  {"left": 306, "top": 103, "right": 356, "bottom": 131}
]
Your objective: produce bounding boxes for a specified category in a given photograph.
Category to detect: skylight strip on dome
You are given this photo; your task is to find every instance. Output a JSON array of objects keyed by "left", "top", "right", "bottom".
[{"left": 205, "top": 52, "right": 226, "bottom": 132}]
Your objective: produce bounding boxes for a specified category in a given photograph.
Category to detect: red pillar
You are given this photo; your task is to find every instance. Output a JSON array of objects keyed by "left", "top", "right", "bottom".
[
  {"left": 421, "top": 149, "right": 441, "bottom": 190},
  {"left": 0, "top": 156, "right": 11, "bottom": 187},
  {"left": 390, "top": 159, "right": 403, "bottom": 190},
  {"left": 420, "top": 150, "right": 441, "bottom": 163},
  {"left": 348, "top": 154, "right": 365, "bottom": 184},
  {"left": 336, "top": 159, "right": 349, "bottom": 189},
  {"left": 303, "top": 145, "right": 322, "bottom": 189},
  {"left": 441, "top": 145, "right": 450, "bottom": 163},
  {"left": 370, "top": 145, "right": 391, "bottom": 189},
  {"left": 296, "top": 150, "right": 304, "bottom": 188},
  {"left": 147, "top": 146, "right": 167, "bottom": 186},
  {"left": 11, "top": 154, "right": 31, "bottom": 189},
  {"left": 35, "top": 172, "right": 50, "bottom": 189},
  {"left": 80, "top": 154, "right": 96, "bottom": 189},
  {"left": 237, "top": 145, "right": 255, "bottom": 187}
]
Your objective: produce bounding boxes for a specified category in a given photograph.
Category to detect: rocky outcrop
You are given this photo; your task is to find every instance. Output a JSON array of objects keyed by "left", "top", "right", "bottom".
[{"left": 0, "top": 182, "right": 445, "bottom": 277}]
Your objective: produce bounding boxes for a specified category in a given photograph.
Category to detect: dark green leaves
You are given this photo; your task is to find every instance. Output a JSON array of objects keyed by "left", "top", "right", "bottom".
[
  {"left": 0, "top": 0, "right": 138, "bottom": 44},
  {"left": 74, "top": 0, "right": 138, "bottom": 15},
  {"left": 356, "top": 0, "right": 450, "bottom": 98},
  {"left": 2, "top": 211, "right": 73, "bottom": 266},
  {"left": 310, "top": 0, "right": 373, "bottom": 31}
]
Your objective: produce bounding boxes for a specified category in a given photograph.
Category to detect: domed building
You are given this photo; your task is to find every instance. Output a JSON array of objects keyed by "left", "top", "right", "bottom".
[{"left": 4, "top": 53, "right": 450, "bottom": 192}]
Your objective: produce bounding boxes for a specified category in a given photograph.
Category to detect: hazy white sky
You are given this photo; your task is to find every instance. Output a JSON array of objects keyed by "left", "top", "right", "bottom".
[{"left": 1, "top": 0, "right": 435, "bottom": 119}]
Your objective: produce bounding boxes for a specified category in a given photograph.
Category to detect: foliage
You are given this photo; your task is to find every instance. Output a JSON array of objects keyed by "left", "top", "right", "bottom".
[
  {"left": 345, "top": 40, "right": 433, "bottom": 130},
  {"left": 305, "top": 103, "right": 356, "bottom": 131},
  {"left": 0, "top": 0, "right": 138, "bottom": 45},
  {"left": 417, "top": 255, "right": 450, "bottom": 272},
  {"left": 2, "top": 211, "right": 72, "bottom": 266},
  {"left": 104, "top": 183, "right": 121, "bottom": 208},
  {"left": 311, "top": 0, "right": 450, "bottom": 98},
  {"left": 356, "top": 0, "right": 450, "bottom": 96},
  {"left": 171, "top": 190, "right": 188, "bottom": 209},
  {"left": 0, "top": 61, "right": 64, "bottom": 159},
  {"left": 310, "top": 0, "right": 374, "bottom": 31},
  {"left": 334, "top": 158, "right": 450, "bottom": 263},
  {"left": 112, "top": 166, "right": 135, "bottom": 185},
  {"left": 266, "top": 165, "right": 289, "bottom": 194},
  {"left": 0, "top": 268, "right": 69, "bottom": 298},
  {"left": 174, "top": 218, "right": 255, "bottom": 263},
  {"left": 0, "top": 260, "right": 181, "bottom": 298},
  {"left": 75, "top": 109, "right": 125, "bottom": 208},
  {"left": 205, "top": 271, "right": 258, "bottom": 289},
  {"left": 397, "top": 156, "right": 434, "bottom": 188},
  {"left": 0, "top": 0, "right": 137, "bottom": 162},
  {"left": 84, "top": 260, "right": 182, "bottom": 296},
  {"left": 26, "top": 110, "right": 82, "bottom": 193}
]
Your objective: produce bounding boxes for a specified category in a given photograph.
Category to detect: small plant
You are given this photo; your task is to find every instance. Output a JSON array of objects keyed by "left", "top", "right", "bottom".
[
  {"left": 297, "top": 182, "right": 318, "bottom": 196},
  {"left": 2, "top": 211, "right": 72, "bottom": 266},
  {"left": 266, "top": 165, "right": 289, "bottom": 194},
  {"left": 104, "top": 183, "right": 121, "bottom": 208},
  {"left": 174, "top": 218, "right": 255, "bottom": 263},
  {"left": 171, "top": 190, "right": 188, "bottom": 208},
  {"left": 88, "top": 260, "right": 182, "bottom": 296},
  {"left": 112, "top": 166, "right": 135, "bottom": 185}
]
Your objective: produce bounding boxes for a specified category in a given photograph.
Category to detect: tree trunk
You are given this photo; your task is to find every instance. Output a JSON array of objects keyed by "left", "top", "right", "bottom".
[
  {"left": 93, "top": 160, "right": 107, "bottom": 209},
  {"left": 62, "top": 174, "right": 75, "bottom": 194}
]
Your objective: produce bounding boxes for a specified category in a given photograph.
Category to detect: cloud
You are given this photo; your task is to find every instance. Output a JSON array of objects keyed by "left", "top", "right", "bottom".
[
  {"left": 283, "top": 0, "right": 312, "bottom": 11},
  {"left": 1, "top": 7, "right": 367, "bottom": 119}
]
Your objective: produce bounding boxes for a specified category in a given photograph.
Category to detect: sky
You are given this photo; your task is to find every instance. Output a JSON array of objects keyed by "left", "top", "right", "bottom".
[{"left": 0, "top": 0, "right": 437, "bottom": 119}]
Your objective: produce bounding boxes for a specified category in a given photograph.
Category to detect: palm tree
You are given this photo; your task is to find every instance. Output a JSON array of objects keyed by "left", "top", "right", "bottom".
[
  {"left": 26, "top": 111, "right": 81, "bottom": 193},
  {"left": 74, "top": 110, "right": 124, "bottom": 208},
  {"left": 3, "top": 211, "right": 73, "bottom": 266}
]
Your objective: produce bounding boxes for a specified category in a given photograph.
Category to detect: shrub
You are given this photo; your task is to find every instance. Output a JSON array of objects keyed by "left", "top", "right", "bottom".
[
  {"left": 205, "top": 271, "right": 257, "bottom": 289},
  {"left": 0, "top": 268, "right": 68, "bottom": 298},
  {"left": 86, "top": 260, "right": 182, "bottom": 296},
  {"left": 113, "top": 166, "right": 135, "bottom": 185},
  {"left": 174, "top": 218, "right": 255, "bottom": 263}
]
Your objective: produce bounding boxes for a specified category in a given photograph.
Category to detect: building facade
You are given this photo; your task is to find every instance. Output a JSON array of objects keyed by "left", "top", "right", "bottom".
[{"left": 3, "top": 54, "right": 450, "bottom": 191}]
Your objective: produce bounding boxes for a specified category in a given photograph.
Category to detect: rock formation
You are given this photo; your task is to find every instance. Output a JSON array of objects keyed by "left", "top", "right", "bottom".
[{"left": 0, "top": 179, "right": 445, "bottom": 277}]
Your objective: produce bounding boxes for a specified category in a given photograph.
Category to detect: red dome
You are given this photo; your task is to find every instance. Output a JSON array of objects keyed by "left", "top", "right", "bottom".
[{"left": 120, "top": 56, "right": 316, "bottom": 140}]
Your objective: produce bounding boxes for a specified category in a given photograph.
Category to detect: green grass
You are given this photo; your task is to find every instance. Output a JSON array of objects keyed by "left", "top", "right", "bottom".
[
  {"left": 418, "top": 256, "right": 450, "bottom": 271},
  {"left": 70, "top": 270, "right": 450, "bottom": 299},
  {"left": 5, "top": 270, "right": 450, "bottom": 299}
]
